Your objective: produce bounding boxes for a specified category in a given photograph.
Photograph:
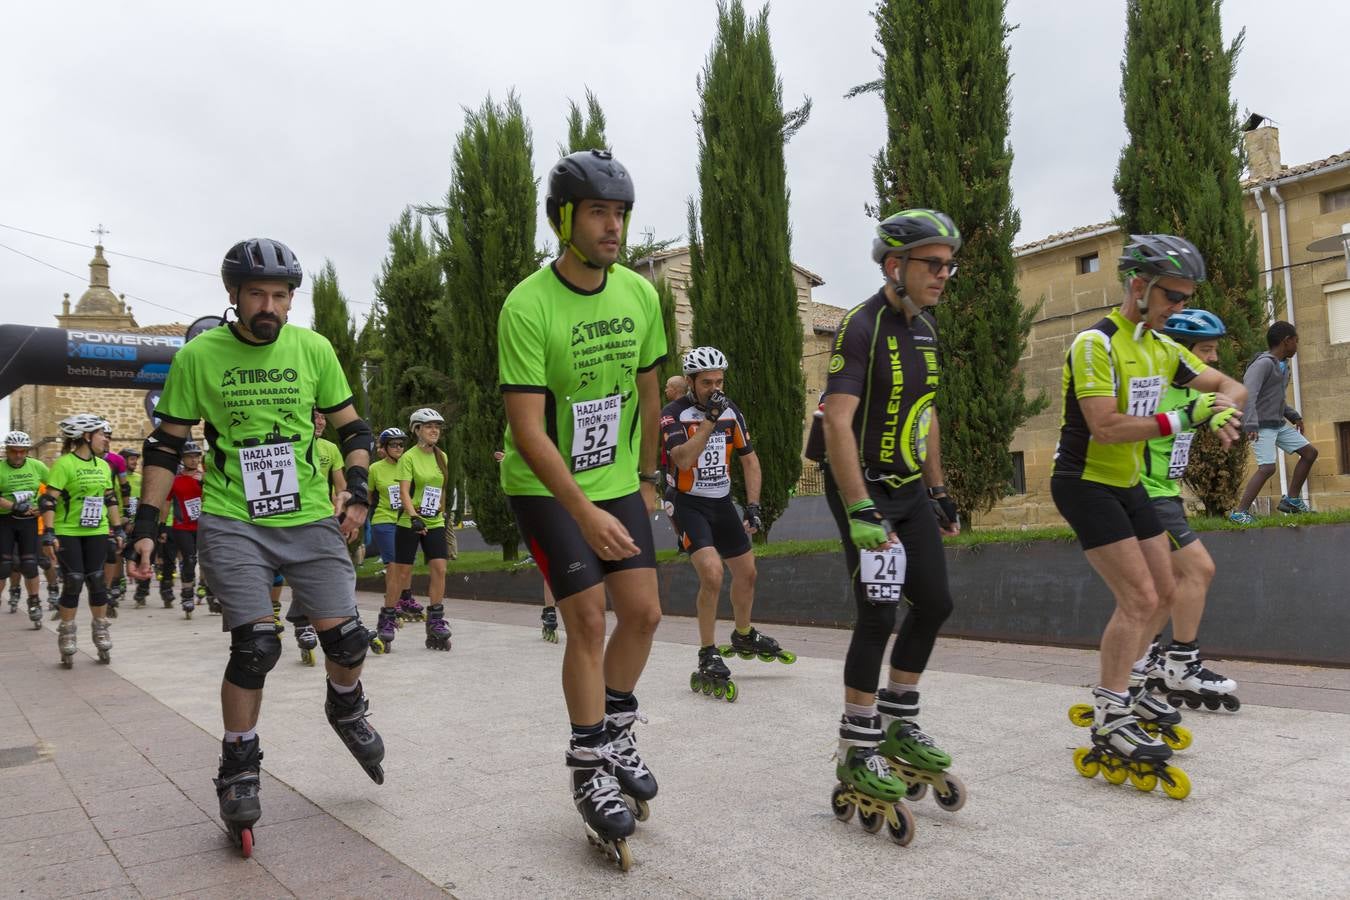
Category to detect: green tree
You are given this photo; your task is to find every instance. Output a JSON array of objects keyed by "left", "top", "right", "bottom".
[
  {"left": 655, "top": 275, "right": 682, "bottom": 382},
  {"left": 689, "top": 0, "right": 810, "bottom": 535},
  {"left": 1114, "top": 0, "right": 1264, "bottom": 516},
  {"left": 561, "top": 87, "right": 609, "bottom": 155},
  {"left": 309, "top": 260, "right": 366, "bottom": 428},
  {"left": 372, "top": 209, "right": 450, "bottom": 424},
  {"left": 864, "top": 0, "right": 1044, "bottom": 523},
  {"left": 436, "top": 92, "right": 538, "bottom": 559}
]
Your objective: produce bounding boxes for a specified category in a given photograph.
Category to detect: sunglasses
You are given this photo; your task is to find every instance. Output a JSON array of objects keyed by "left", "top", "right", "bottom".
[
  {"left": 385, "top": 442, "right": 405, "bottom": 450},
  {"left": 1155, "top": 286, "right": 1193, "bottom": 305},
  {"left": 910, "top": 256, "right": 958, "bottom": 277}
]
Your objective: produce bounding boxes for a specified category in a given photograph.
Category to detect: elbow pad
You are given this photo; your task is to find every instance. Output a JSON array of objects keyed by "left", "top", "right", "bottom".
[
  {"left": 104, "top": 489, "right": 119, "bottom": 507},
  {"left": 143, "top": 427, "right": 187, "bottom": 473},
  {"left": 337, "top": 417, "right": 374, "bottom": 458},
  {"left": 38, "top": 494, "right": 58, "bottom": 514},
  {"left": 344, "top": 465, "right": 369, "bottom": 507}
]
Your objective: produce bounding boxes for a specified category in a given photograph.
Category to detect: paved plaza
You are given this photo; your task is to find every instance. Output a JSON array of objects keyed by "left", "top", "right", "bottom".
[{"left": 2, "top": 590, "right": 1347, "bottom": 898}]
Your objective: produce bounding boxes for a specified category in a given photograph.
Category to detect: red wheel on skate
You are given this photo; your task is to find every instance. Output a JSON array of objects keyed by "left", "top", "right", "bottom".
[{"left": 239, "top": 827, "right": 253, "bottom": 858}]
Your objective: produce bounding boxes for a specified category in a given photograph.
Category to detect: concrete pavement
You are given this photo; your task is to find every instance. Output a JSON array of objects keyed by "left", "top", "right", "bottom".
[{"left": 2, "top": 590, "right": 1347, "bottom": 898}]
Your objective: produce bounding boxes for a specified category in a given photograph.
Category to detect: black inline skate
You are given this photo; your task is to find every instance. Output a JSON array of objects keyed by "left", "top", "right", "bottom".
[
  {"left": 567, "top": 742, "right": 635, "bottom": 872},
  {"left": 295, "top": 623, "right": 318, "bottom": 666},
  {"left": 719, "top": 626, "right": 796, "bottom": 664},
  {"left": 180, "top": 584, "right": 196, "bottom": 620},
  {"left": 425, "top": 604, "right": 451, "bottom": 651},
  {"left": 541, "top": 606, "right": 559, "bottom": 643},
  {"left": 603, "top": 702, "right": 658, "bottom": 821},
  {"left": 214, "top": 737, "right": 262, "bottom": 858},
  {"left": 1072, "top": 688, "right": 1190, "bottom": 799},
  {"left": 689, "top": 645, "right": 736, "bottom": 702},
  {"left": 132, "top": 579, "right": 149, "bottom": 607},
  {"left": 324, "top": 680, "right": 385, "bottom": 784},
  {"left": 7, "top": 584, "right": 18, "bottom": 612}
]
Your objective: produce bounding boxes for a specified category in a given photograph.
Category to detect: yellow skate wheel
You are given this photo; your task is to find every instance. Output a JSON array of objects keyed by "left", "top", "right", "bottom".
[
  {"left": 1102, "top": 763, "right": 1128, "bottom": 785},
  {"left": 1163, "top": 725, "right": 1193, "bottom": 751},
  {"left": 701, "top": 679, "right": 713, "bottom": 696},
  {"left": 831, "top": 784, "right": 856, "bottom": 823},
  {"left": 778, "top": 651, "right": 797, "bottom": 664},
  {"left": 887, "top": 802, "right": 916, "bottom": 847},
  {"left": 724, "top": 681, "right": 738, "bottom": 703},
  {"left": 934, "top": 773, "right": 967, "bottom": 812},
  {"left": 1072, "top": 747, "right": 1099, "bottom": 779},
  {"left": 1067, "top": 704, "right": 1094, "bottom": 727},
  {"left": 713, "top": 681, "right": 725, "bottom": 699},
  {"left": 689, "top": 673, "right": 701, "bottom": 693},
  {"left": 1128, "top": 766, "right": 1157, "bottom": 792},
  {"left": 614, "top": 837, "right": 632, "bottom": 872},
  {"left": 1160, "top": 765, "right": 1191, "bottom": 800}
]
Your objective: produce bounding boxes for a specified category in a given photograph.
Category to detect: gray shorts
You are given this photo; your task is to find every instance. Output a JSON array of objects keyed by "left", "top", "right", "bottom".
[
  {"left": 1151, "top": 497, "right": 1199, "bottom": 551},
  {"left": 197, "top": 513, "right": 357, "bottom": 630}
]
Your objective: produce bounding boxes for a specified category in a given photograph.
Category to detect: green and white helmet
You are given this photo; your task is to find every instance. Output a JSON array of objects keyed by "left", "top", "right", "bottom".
[{"left": 871, "top": 209, "right": 962, "bottom": 265}]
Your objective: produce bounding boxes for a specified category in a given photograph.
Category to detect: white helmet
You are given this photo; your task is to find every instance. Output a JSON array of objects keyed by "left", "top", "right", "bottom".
[
  {"left": 682, "top": 346, "right": 729, "bottom": 376},
  {"left": 4, "top": 431, "right": 31, "bottom": 449},
  {"left": 409, "top": 408, "right": 445, "bottom": 430},
  {"left": 58, "top": 414, "right": 107, "bottom": 441}
]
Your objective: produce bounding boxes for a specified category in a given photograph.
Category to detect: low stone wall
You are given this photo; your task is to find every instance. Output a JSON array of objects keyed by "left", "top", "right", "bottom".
[{"left": 361, "top": 522, "right": 1350, "bottom": 667}]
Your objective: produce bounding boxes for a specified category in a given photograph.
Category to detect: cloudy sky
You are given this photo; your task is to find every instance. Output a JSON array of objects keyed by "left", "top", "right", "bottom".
[{"left": 2, "top": 0, "right": 1346, "bottom": 427}]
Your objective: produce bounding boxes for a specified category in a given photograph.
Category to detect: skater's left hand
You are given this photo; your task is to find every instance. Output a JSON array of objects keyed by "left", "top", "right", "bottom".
[
  {"left": 639, "top": 481, "right": 659, "bottom": 515},
  {"left": 742, "top": 503, "right": 762, "bottom": 534},
  {"left": 928, "top": 489, "right": 960, "bottom": 537},
  {"left": 335, "top": 491, "right": 368, "bottom": 543}
]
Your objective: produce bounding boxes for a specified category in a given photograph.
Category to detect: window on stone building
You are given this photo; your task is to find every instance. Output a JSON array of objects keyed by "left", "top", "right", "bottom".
[
  {"left": 1078, "top": 252, "right": 1099, "bottom": 275},
  {"left": 1328, "top": 287, "right": 1350, "bottom": 344},
  {"left": 1007, "top": 451, "right": 1026, "bottom": 495},
  {"left": 1320, "top": 187, "right": 1350, "bottom": 214},
  {"left": 1338, "top": 422, "right": 1350, "bottom": 475}
]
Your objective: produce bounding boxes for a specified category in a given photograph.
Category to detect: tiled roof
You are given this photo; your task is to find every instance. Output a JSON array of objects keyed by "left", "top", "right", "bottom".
[
  {"left": 812, "top": 305, "right": 846, "bottom": 333},
  {"left": 1243, "top": 148, "right": 1350, "bottom": 187},
  {"left": 636, "top": 246, "right": 825, "bottom": 286},
  {"left": 1013, "top": 221, "right": 1118, "bottom": 255}
]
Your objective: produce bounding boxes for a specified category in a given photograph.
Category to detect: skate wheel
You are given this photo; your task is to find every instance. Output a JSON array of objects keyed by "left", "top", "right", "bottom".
[
  {"left": 689, "top": 673, "right": 701, "bottom": 693},
  {"left": 859, "top": 809, "right": 884, "bottom": 834},
  {"left": 738, "top": 651, "right": 754, "bottom": 661},
  {"left": 905, "top": 781, "right": 929, "bottom": 802},
  {"left": 717, "top": 644, "right": 734, "bottom": 657},
  {"left": 1160, "top": 765, "right": 1190, "bottom": 800},
  {"left": 185, "top": 609, "right": 192, "bottom": 620},
  {"left": 613, "top": 837, "right": 632, "bottom": 872},
  {"left": 1067, "top": 703, "right": 1094, "bottom": 727},
  {"left": 364, "top": 764, "right": 385, "bottom": 786},
  {"left": 1221, "top": 695, "right": 1241, "bottom": 712},
  {"left": 1128, "top": 766, "right": 1157, "bottom": 792},
  {"left": 777, "top": 651, "right": 797, "bottom": 664},
  {"left": 630, "top": 797, "right": 650, "bottom": 822},
  {"left": 712, "top": 681, "right": 725, "bottom": 699},
  {"left": 886, "top": 802, "right": 915, "bottom": 847},
  {"left": 701, "top": 679, "right": 712, "bottom": 696},
  {"left": 934, "top": 773, "right": 966, "bottom": 812},
  {"left": 1102, "top": 763, "right": 1128, "bottom": 785},
  {"left": 724, "top": 681, "right": 738, "bottom": 703},
  {"left": 301, "top": 648, "right": 315, "bottom": 666},
  {"left": 1202, "top": 696, "right": 1221, "bottom": 711},
  {"left": 1162, "top": 725, "right": 1192, "bottom": 752},
  {"left": 239, "top": 827, "right": 253, "bottom": 858},
  {"left": 758, "top": 652, "right": 776, "bottom": 663},
  {"left": 1185, "top": 697, "right": 1201, "bottom": 710},
  {"left": 830, "top": 784, "right": 856, "bottom": 823},
  {"left": 1072, "top": 747, "right": 1098, "bottom": 778}
]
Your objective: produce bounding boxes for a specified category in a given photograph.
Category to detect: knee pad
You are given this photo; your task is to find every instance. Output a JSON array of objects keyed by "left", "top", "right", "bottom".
[
  {"left": 0, "top": 558, "right": 11, "bottom": 579},
  {"left": 224, "top": 622, "right": 283, "bottom": 690},
  {"left": 37, "top": 553, "right": 50, "bottom": 571},
  {"left": 86, "top": 571, "right": 108, "bottom": 606},
  {"left": 317, "top": 617, "right": 369, "bottom": 669},
  {"left": 19, "top": 554, "right": 39, "bottom": 580},
  {"left": 60, "top": 572, "right": 86, "bottom": 608}
]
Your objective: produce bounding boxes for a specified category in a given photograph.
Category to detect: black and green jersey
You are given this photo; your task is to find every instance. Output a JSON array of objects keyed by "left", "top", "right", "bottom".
[
  {"left": 46, "top": 453, "right": 113, "bottom": 537},
  {"left": 154, "top": 323, "right": 354, "bottom": 526},
  {"left": 1054, "top": 309, "right": 1206, "bottom": 488},
  {"left": 824, "top": 292, "right": 940, "bottom": 483},
  {"left": 498, "top": 263, "right": 667, "bottom": 500},
  {"left": 0, "top": 457, "right": 49, "bottom": 515}
]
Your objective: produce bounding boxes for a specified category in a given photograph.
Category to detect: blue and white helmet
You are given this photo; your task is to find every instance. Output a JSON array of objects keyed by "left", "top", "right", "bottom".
[{"left": 379, "top": 427, "right": 408, "bottom": 446}]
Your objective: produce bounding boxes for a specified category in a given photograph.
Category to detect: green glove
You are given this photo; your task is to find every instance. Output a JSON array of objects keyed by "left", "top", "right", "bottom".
[
  {"left": 846, "top": 499, "right": 889, "bottom": 549},
  {"left": 1179, "top": 392, "right": 1219, "bottom": 428},
  {"left": 1207, "top": 406, "right": 1238, "bottom": 432}
]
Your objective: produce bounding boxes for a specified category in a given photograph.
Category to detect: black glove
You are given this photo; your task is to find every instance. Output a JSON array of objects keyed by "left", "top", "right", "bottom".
[
  {"left": 704, "top": 389, "right": 729, "bottom": 421},
  {"left": 111, "top": 524, "right": 126, "bottom": 543},
  {"left": 131, "top": 504, "right": 161, "bottom": 547},
  {"left": 41, "top": 532, "right": 57, "bottom": 548},
  {"left": 343, "top": 465, "right": 370, "bottom": 507},
  {"left": 410, "top": 516, "right": 427, "bottom": 534},
  {"left": 11, "top": 499, "right": 31, "bottom": 516},
  {"left": 929, "top": 488, "right": 959, "bottom": 530},
  {"left": 743, "top": 503, "right": 763, "bottom": 532}
]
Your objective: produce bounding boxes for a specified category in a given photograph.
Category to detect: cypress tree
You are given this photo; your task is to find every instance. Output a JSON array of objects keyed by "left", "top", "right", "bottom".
[
  {"left": 309, "top": 260, "right": 366, "bottom": 426},
  {"left": 439, "top": 92, "right": 538, "bottom": 559},
  {"left": 655, "top": 275, "right": 682, "bottom": 383},
  {"left": 561, "top": 88, "right": 609, "bottom": 155},
  {"left": 1114, "top": 0, "right": 1264, "bottom": 517},
  {"left": 689, "top": 0, "right": 809, "bottom": 535},
  {"left": 866, "top": 0, "right": 1044, "bottom": 523}
]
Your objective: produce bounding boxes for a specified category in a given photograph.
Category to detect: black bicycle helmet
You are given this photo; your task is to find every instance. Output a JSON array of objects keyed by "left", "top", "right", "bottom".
[
  {"left": 221, "top": 238, "right": 304, "bottom": 291},
  {"left": 1119, "top": 234, "right": 1207, "bottom": 283},
  {"left": 546, "top": 150, "right": 635, "bottom": 244},
  {"left": 871, "top": 209, "right": 962, "bottom": 265}
]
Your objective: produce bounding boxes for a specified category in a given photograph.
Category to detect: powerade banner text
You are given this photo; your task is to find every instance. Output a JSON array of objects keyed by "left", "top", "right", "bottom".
[{"left": 0, "top": 324, "right": 184, "bottom": 398}]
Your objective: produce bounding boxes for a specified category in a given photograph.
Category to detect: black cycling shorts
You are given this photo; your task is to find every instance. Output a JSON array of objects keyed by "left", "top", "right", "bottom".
[
  {"left": 508, "top": 490, "right": 656, "bottom": 601},
  {"left": 395, "top": 524, "right": 449, "bottom": 565},
  {"left": 1051, "top": 476, "right": 1163, "bottom": 551},
  {"left": 672, "top": 493, "right": 751, "bottom": 558}
]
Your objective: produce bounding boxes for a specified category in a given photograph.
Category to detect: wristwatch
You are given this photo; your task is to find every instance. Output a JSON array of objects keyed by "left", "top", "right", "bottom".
[
  {"left": 927, "top": 485, "right": 948, "bottom": 498},
  {"left": 638, "top": 471, "right": 662, "bottom": 485}
]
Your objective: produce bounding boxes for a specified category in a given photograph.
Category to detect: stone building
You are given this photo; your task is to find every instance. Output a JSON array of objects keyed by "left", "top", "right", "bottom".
[
  {"left": 631, "top": 247, "right": 844, "bottom": 493},
  {"left": 979, "top": 127, "right": 1350, "bottom": 526},
  {"left": 8, "top": 245, "right": 188, "bottom": 465}
]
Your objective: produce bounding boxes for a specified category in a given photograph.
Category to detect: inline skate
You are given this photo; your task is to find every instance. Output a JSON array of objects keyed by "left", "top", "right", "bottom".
[
  {"left": 1161, "top": 643, "right": 1240, "bottom": 712},
  {"left": 180, "top": 584, "right": 196, "bottom": 620},
  {"left": 424, "top": 604, "right": 451, "bottom": 651},
  {"left": 271, "top": 598, "right": 284, "bottom": 634},
  {"left": 91, "top": 617, "right": 112, "bottom": 663},
  {"left": 689, "top": 645, "right": 737, "bottom": 702},
  {"left": 160, "top": 580, "right": 175, "bottom": 608},
  {"left": 877, "top": 689, "right": 965, "bottom": 811},
  {"left": 324, "top": 680, "right": 385, "bottom": 784},
  {"left": 7, "top": 584, "right": 18, "bottom": 612},
  {"left": 1072, "top": 688, "right": 1189, "bottom": 799},
  {"left": 396, "top": 593, "right": 424, "bottom": 623},
  {"left": 603, "top": 701, "right": 658, "bottom": 821},
  {"left": 1068, "top": 672, "right": 1192, "bottom": 751},
  {"left": 133, "top": 579, "right": 149, "bottom": 607},
  {"left": 719, "top": 626, "right": 796, "bottom": 664},
  {"left": 215, "top": 737, "right": 262, "bottom": 858},
  {"left": 295, "top": 623, "right": 318, "bottom": 666},
  {"left": 197, "top": 582, "right": 220, "bottom": 615},
  {"left": 369, "top": 606, "right": 397, "bottom": 654},
  {"left": 831, "top": 714, "right": 914, "bottom": 846},
  {"left": 47, "top": 580, "right": 59, "bottom": 603},
  {"left": 541, "top": 606, "right": 559, "bottom": 643},
  {"left": 57, "top": 621, "right": 77, "bottom": 668},
  {"left": 27, "top": 596, "right": 43, "bottom": 629},
  {"left": 567, "top": 741, "right": 635, "bottom": 872}
]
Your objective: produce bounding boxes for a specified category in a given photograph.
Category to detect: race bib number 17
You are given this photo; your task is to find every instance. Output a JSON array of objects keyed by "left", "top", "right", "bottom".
[{"left": 240, "top": 443, "right": 302, "bottom": 519}]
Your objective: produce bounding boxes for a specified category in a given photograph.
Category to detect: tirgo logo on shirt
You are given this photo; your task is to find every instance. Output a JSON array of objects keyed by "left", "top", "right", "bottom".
[
  {"left": 220, "top": 367, "right": 300, "bottom": 388},
  {"left": 571, "top": 317, "right": 636, "bottom": 347}
]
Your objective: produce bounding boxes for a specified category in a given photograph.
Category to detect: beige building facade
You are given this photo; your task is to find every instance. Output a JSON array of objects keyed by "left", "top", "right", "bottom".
[
  {"left": 981, "top": 129, "right": 1350, "bottom": 526},
  {"left": 9, "top": 245, "right": 187, "bottom": 465}
]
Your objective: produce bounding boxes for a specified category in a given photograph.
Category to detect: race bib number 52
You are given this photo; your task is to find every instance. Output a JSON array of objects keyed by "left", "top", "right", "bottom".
[
  {"left": 240, "top": 443, "right": 302, "bottom": 519},
  {"left": 571, "top": 394, "right": 621, "bottom": 473}
]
